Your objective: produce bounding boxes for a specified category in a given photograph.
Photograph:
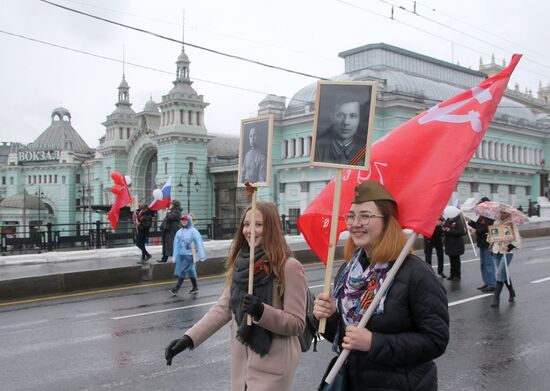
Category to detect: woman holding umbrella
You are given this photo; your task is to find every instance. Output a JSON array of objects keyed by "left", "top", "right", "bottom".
[
  {"left": 472, "top": 201, "right": 526, "bottom": 307},
  {"left": 490, "top": 210, "right": 522, "bottom": 307}
]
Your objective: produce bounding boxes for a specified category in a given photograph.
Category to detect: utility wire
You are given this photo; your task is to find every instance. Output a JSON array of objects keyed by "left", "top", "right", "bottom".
[
  {"left": 40, "top": 0, "right": 328, "bottom": 81},
  {"left": 58, "top": 0, "right": 337, "bottom": 62},
  {"left": 413, "top": 0, "right": 550, "bottom": 63},
  {"left": 336, "top": 0, "right": 550, "bottom": 81},
  {"left": 376, "top": 0, "right": 550, "bottom": 73},
  {"left": 1, "top": 29, "right": 531, "bottom": 111},
  {"left": 0, "top": 29, "right": 292, "bottom": 102},
  {"left": 37, "top": 0, "right": 550, "bottom": 88}
]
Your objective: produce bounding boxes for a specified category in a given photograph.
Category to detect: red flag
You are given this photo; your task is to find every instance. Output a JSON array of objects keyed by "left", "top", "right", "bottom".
[
  {"left": 107, "top": 173, "right": 132, "bottom": 231},
  {"left": 298, "top": 54, "right": 522, "bottom": 263}
]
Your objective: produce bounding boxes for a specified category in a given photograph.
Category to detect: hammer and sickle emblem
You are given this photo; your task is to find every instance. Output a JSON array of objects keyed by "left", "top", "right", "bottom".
[{"left": 418, "top": 87, "right": 493, "bottom": 132}]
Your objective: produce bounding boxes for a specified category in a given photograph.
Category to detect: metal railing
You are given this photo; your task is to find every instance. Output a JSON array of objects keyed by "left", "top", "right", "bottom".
[{"left": 0, "top": 214, "right": 300, "bottom": 255}]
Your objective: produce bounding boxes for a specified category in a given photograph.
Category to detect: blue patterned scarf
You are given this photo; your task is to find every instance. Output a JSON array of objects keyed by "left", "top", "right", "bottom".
[{"left": 332, "top": 248, "right": 391, "bottom": 351}]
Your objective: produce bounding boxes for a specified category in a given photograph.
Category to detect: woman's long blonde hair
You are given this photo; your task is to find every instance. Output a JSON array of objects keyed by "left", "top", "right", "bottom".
[
  {"left": 225, "top": 201, "right": 291, "bottom": 296},
  {"left": 343, "top": 200, "right": 410, "bottom": 263}
]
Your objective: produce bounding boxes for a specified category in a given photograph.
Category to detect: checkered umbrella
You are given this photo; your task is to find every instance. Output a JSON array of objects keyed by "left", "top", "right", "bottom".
[{"left": 472, "top": 201, "right": 529, "bottom": 225}]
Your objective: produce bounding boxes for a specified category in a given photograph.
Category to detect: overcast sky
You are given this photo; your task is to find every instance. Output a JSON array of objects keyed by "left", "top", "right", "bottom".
[{"left": 1, "top": 0, "right": 549, "bottom": 148}]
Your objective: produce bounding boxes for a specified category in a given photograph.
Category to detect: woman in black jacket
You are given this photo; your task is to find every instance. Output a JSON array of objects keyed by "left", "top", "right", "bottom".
[
  {"left": 135, "top": 203, "right": 156, "bottom": 263},
  {"left": 442, "top": 214, "right": 466, "bottom": 281},
  {"left": 157, "top": 200, "right": 183, "bottom": 263},
  {"left": 313, "top": 181, "right": 449, "bottom": 391}
]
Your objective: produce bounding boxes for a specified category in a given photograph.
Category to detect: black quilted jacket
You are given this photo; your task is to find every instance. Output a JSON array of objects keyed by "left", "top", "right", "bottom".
[{"left": 322, "top": 254, "right": 449, "bottom": 391}]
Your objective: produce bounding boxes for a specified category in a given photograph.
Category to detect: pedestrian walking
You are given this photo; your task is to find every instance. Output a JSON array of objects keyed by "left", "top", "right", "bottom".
[
  {"left": 135, "top": 203, "right": 155, "bottom": 263},
  {"left": 164, "top": 201, "right": 307, "bottom": 391},
  {"left": 169, "top": 215, "right": 206, "bottom": 296},
  {"left": 490, "top": 211, "right": 521, "bottom": 307},
  {"left": 423, "top": 216, "right": 447, "bottom": 278},
  {"left": 156, "top": 200, "right": 182, "bottom": 263},
  {"left": 465, "top": 197, "right": 496, "bottom": 292},
  {"left": 442, "top": 213, "right": 466, "bottom": 281},
  {"left": 313, "top": 181, "right": 449, "bottom": 391}
]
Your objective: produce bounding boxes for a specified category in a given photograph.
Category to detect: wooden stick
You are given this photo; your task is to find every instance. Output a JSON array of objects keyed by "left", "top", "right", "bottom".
[
  {"left": 461, "top": 212, "right": 477, "bottom": 257},
  {"left": 323, "top": 233, "right": 418, "bottom": 386},
  {"left": 247, "top": 191, "right": 257, "bottom": 326},
  {"left": 318, "top": 168, "right": 343, "bottom": 333},
  {"left": 503, "top": 252, "right": 511, "bottom": 285}
]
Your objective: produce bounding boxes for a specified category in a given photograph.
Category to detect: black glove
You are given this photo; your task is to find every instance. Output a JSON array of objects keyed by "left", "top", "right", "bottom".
[
  {"left": 243, "top": 294, "right": 264, "bottom": 320},
  {"left": 165, "top": 335, "right": 193, "bottom": 366}
]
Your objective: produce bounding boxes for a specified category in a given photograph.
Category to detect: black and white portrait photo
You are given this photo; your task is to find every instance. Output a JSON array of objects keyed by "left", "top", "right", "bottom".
[
  {"left": 311, "top": 81, "right": 377, "bottom": 169},
  {"left": 238, "top": 115, "right": 273, "bottom": 187}
]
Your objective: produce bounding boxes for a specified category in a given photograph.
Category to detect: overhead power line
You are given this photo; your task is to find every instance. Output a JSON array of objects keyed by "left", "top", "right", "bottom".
[
  {"left": 0, "top": 29, "right": 290, "bottom": 101},
  {"left": 375, "top": 0, "right": 550, "bottom": 72},
  {"left": 335, "top": 0, "right": 550, "bottom": 82},
  {"left": 413, "top": 0, "right": 550, "bottom": 63},
  {"left": 39, "top": 0, "right": 328, "bottom": 81},
  {"left": 0, "top": 29, "right": 531, "bottom": 111},
  {"left": 59, "top": 0, "right": 337, "bottom": 62}
]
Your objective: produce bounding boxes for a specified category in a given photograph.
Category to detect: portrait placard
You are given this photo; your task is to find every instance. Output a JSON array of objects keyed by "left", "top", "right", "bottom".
[
  {"left": 488, "top": 224, "right": 515, "bottom": 243},
  {"left": 237, "top": 115, "right": 273, "bottom": 187},
  {"left": 310, "top": 80, "right": 377, "bottom": 170}
]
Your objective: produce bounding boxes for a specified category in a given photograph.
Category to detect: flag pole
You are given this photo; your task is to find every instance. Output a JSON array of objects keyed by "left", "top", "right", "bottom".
[
  {"left": 247, "top": 191, "right": 257, "bottom": 326},
  {"left": 503, "top": 252, "right": 511, "bottom": 285},
  {"left": 323, "top": 232, "right": 418, "bottom": 386},
  {"left": 319, "top": 168, "right": 343, "bottom": 334},
  {"left": 460, "top": 212, "right": 477, "bottom": 257}
]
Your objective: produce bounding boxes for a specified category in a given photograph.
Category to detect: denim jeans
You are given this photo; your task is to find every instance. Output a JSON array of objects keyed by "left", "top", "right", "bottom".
[
  {"left": 493, "top": 252, "right": 513, "bottom": 282},
  {"left": 479, "top": 247, "right": 496, "bottom": 287}
]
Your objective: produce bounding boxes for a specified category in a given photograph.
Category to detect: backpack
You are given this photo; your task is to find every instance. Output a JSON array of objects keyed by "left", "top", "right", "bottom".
[{"left": 298, "top": 287, "right": 320, "bottom": 352}]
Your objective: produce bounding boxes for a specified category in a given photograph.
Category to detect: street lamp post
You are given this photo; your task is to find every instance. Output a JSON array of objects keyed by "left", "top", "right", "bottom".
[
  {"left": 177, "top": 168, "right": 201, "bottom": 213},
  {"left": 78, "top": 185, "right": 87, "bottom": 225},
  {"left": 34, "top": 186, "right": 44, "bottom": 226}
]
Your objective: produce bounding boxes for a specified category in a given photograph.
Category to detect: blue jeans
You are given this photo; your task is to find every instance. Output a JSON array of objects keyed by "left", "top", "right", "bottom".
[
  {"left": 493, "top": 252, "right": 513, "bottom": 282},
  {"left": 479, "top": 247, "right": 496, "bottom": 287}
]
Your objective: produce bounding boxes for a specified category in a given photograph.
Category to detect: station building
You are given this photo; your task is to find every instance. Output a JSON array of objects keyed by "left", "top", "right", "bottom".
[{"left": 1, "top": 42, "right": 549, "bottom": 236}]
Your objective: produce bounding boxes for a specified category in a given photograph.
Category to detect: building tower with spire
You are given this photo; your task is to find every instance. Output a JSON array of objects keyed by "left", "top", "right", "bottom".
[
  {"left": 98, "top": 67, "right": 138, "bottom": 205},
  {"left": 154, "top": 17, "right": 210, "bottom": 216}
]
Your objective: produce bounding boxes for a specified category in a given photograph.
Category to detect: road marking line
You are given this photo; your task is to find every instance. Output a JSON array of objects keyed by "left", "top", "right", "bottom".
[
  {"left": 428, "top": 258, "right": 478, "bottom": 271},
  {"left": 0, "top": 274, "right": 227, "bottom": 308},
  {"left": 530, "top": 277, "right": 550, "bottom": 284},
  {"left": 533, "top": 246, "right": 550, "bottom": 251},
  {"left": 113, "top": 283, "right": 331, "bottom": 320},
  {"left": 112, "top": 301, "right": 218, "bottom": 320},
  {"left": 448, "top": 294, "right": 492, "bottom": 307},
  {"left": 309, "top": 284, "right": 326, "bottom": 289}
]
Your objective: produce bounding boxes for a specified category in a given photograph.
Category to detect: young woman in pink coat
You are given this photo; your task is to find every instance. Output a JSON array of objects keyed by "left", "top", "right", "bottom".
[{"left": 165, "top": 201, "right": 307, "bottom": 391}]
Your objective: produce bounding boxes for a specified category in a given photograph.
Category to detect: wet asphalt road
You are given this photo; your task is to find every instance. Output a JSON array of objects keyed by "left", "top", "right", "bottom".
[{"left": 1, "top": 236, "right": 550, "bottom": 390}]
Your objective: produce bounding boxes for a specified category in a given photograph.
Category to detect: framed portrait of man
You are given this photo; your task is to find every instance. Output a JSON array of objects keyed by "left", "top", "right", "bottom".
[
  {"left": 310, "top": 80, "right": 377, "bottom": 170},
  {"left": 237, "top": 115, "right": 273, "bottom": 187}
]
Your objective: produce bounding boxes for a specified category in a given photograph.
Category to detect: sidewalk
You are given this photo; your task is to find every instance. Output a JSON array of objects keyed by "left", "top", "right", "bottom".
[
  {"left": 0, "top": 235, "right": 333, "bottom": 301},
  {"left": 1, "top": 219, "right": 549, "bottom": 302}
]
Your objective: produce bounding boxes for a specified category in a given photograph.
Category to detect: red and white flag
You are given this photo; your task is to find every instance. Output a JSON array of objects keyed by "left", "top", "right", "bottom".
[
  {"left": 298, "top": 54, "right": 522, "bottom": 263},
  {"left": 108, "top": 171, "right": 132, "bottom": 231}
]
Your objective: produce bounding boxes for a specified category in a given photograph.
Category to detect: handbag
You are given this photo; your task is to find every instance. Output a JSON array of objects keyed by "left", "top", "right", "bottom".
[{"left": 318, "top": 355, "right": 348, "bottom": 391}]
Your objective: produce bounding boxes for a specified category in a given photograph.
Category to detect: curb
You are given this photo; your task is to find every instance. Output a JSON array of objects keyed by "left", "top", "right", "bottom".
[{"left": 1, "top": 225, "right": 548, "bottom": 302}]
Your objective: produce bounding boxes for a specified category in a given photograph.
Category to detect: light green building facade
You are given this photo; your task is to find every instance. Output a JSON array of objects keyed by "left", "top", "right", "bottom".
[{"left": 1, "top": 43, "right": 549, "bottom": 237}]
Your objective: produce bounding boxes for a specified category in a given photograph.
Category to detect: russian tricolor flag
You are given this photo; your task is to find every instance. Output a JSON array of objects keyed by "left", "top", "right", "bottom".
[{"left": 149, "top": 176, "right": 172, "bottom": 211}]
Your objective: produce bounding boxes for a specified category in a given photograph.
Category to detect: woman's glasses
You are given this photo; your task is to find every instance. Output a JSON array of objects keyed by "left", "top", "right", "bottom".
[{"left": 342, "top": 213, "right": 384, "bottom": 226}]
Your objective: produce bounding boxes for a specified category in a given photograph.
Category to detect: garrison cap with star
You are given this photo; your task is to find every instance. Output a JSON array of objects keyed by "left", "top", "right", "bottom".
[{"left": 352, "top": 180, "right": 396, "bottom": 204}]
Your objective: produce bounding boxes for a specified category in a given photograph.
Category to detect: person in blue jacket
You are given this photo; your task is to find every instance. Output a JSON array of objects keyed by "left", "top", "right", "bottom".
[{"left": 169, "top": 214, "right": 206, "bottom": 296}]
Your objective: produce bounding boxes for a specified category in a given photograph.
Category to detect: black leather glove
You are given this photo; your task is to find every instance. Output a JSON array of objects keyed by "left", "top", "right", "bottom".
[
  {"left": 243, "top": 294, "right": 264, "bottom": 320},
  {"left": 165, "top": 335, "right": 193, "bottom": 366}
]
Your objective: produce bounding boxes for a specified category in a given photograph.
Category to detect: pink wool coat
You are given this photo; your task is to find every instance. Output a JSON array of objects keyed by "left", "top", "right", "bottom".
[{"left": 185, "top": 257, "right": 307, "bottom": 391}]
